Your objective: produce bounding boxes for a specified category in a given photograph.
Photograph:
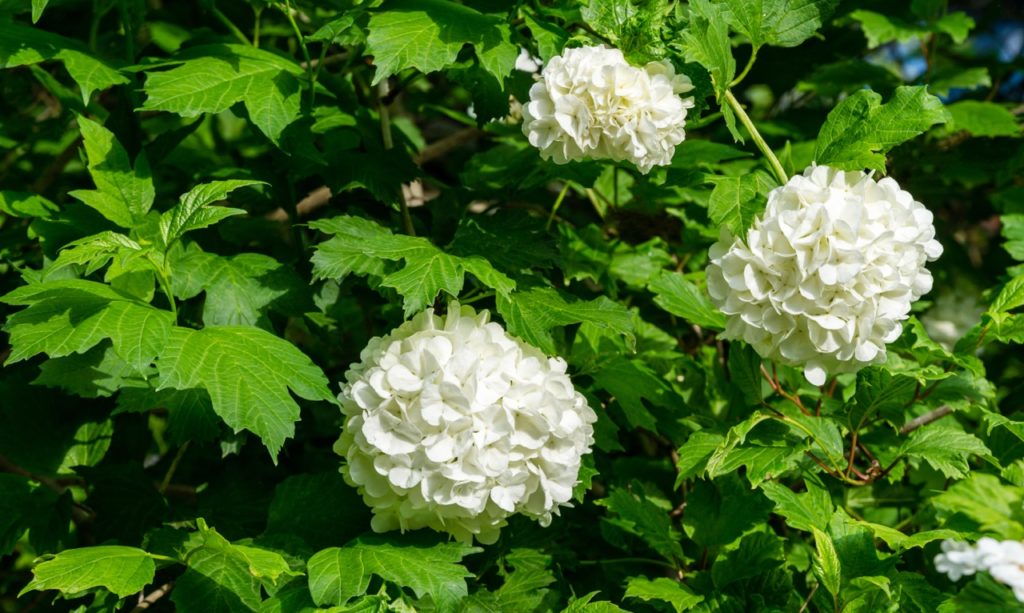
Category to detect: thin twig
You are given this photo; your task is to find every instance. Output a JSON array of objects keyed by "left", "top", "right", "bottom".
[
  {"left": 899, "top": 406, "right": 953, "bottom": 435},
  {"left": 130, "top": 582, "right": 174, "bottom": 612}
]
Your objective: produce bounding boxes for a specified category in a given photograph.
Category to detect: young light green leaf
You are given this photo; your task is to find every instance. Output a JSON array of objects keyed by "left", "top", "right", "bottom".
[
  {"left": 680, "top": 0, "right": 735, "bottom": 100},
  {"left": 624, "top": 577, "right": 703, "bottom": 612},
  {"left": 0, "top": 22, "right": 128, "bottom": 102},
  {"left": 172, "top": 249, "right": 305, "bottom": 327},
  {"left": 69, "top": 116, "right": 155, "bottom": 228},
  {"left": 811, "top": 527, "right": 842, "bottom": 600},
  {"left": 52, "top": 231, "right": 143, "bottom": 275},
  {"left": 31, "top": 0, "right": 49, "bottom": 22},
  {"left": 851, "top": 10, "right": 974, "bottom": 48},
  {"left": 814, "top": 86, "right": 947, "bottom": 173},
  {"left": 897, "top": 427, "right": 991, "bottom": 479},
  {"left": 0, "top": 191, "right": 59, "bottom": 218},
  {"left": 707, "top": 170, "right": 774, "bottom": 235},
  {"left": 21, "top": 546, "right": 156, "bottom": 598},
  {"left": 156, "top": 326, "right": 335, "bottom": 461},
  {"left": 307, "top": 537, "right": 480, "bottom": 610},
  {"left": 764, "top": 0, "right": 839, "bottom": 47},
  {"left": 760, "top": 480, "right": 833, "bottom": 532},
  {"left": 649, "top": 271, "right": 726, "bottom": 330},
  {"left": 947, "top": 101, "right": 1021, "bottom": 138},
  {"left": 159, "top": 180, "right": 260, "bottom": 248},
  {"left": 311, "top": 215, "right": 515, "bottom": 316},
  {"left": 366, "top": 0, "right": 517, "bottom": 85},
  {"left": 141, "top": 45, "right": 306, "bottom": 144},
  {"left": 496, "top": 286, "right": 635, "bottom": 355},
  {"left": 2, "top": 279, "right": 173, "bottom": 371},
  {"left": 172, "top": 519, "right": 298, "bottom": 612}
]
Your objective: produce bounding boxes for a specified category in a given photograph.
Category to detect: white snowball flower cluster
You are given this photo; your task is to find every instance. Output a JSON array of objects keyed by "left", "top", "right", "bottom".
[
  {"left": 333, "top": 302, "right": 596, "bottom": 544},
  {"left": 935, "top": 538, "right": 1024, "bottom": 601},
  {"left": 707, "top": 165, "right": 943, "bottom": 386},
  {"left": 522, "top": 45, "right": 695, "bottom": 173}
]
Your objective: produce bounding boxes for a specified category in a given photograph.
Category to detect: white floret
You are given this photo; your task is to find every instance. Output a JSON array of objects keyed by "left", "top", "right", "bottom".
[
  {"left": 706, "top": 164, "right": 943, "bottom": 385},
  {"left": 334, "top": 302, "right": 596, "bottom": 544},
  {"left": 521, "top": 45, "right": 695, "bottom": 173}
]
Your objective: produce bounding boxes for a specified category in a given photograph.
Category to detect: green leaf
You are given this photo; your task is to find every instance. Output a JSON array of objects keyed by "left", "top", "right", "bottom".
[
  {"left": 307, "top": 537, "right": 480, "bottom": 610},
  {"left": 117, "top": 386, "right": 219, "bottom": 445},
  {"left": 0, "top": 22, "right": 128, "bottom": 102},
  {"left": 851, "top": 10, "right": 974, "bottom": 48},
  {"left": 681, "top": 0, "right": 735, "bottom": 100},
  {"left": 580, "top": 0, "right": 667, "bottom": 63},
  {"left": 31, "top": 0, "right": 49, "bottom": 22},
  {"left": 707, "top": 170, "right": 774, "bottom": 236},
  {"left": 141, "top": 44, "right": 306, "bottom": 144},
  {"left": 897, "top": 426, "right": 991, "bottom": 479},
  {"left": 22, "top": 546, "right": 156, "bottom": 598},
  {"left": 159, "top": 180, "right": 260, "bottom": 248},
  {"left": 811, "top": 527, "right": 842, "bottom": 600},
  {"left": 172, "top": 519, "right": 298, "bottom": 613},
  {"left": 649, "top": 271, "right": 726, "bottom": 331},
  {"left": 2, "top": 279, "right": 174, "bottom": 371},
  {"left": 597, "top": 483, "right": 685, "bottom": 563},
  {"left": 723, "top": 0, "right": 838, "bottom": 50},
  {"left": 947, "top": 101, "right": 1021, "bottom": 138},
  {"left": 711, "top": 531, "right": 785, "bottom": 589},
  {"left": 683, "top": 475, "right": 772, "bottom": 547},
  {"left": 624, "top": 577, "right": 703, "bottom": 612},
  {"left": 69, "top": 116, "right": 155, "bottom": 228},
  {"left": 0, "top": 191, "right": 59, "bottom": 218},
  {"left": 173, "top": 248, "right": 306, "bottom": 327},
  {"left": 465, "top": 549, "right": 556, "bottom": 612},
  {"left": 52, "top": 231, "right": 143, "bottom": 275},
  {"left": 311, "top": 215, "right": 514, "bottom": 316},
  {"left": 563, "top": 592, "right": 629, "bottom": 612},
  {"left": 760, "top": 480, "right": 833, "bottom": 532},
  {"left": 591, "top": 357, "right": 679, "bottom": 431},
  {"left": 0, "top": 474, "right": 59, "bottom": 556},
  {"left": 496, "top": 286, "right": 635, "bottom": 355},
  {"left": 814, "top": 86, "right": 948, "bottom": 173},
  {"left": 366, "top": 0, "right": 517, "bottom": 85},
  {"left": 156, "top": 326, "right": 335, "bottom": 460},
  {"left": 523, "top": 12, "right": 569, "bottom": 61}
]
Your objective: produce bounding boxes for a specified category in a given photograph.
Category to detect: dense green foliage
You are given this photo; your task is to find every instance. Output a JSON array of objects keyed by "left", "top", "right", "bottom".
[{"left": 2, "top": 0, "right": 1024, "bottom": 611}]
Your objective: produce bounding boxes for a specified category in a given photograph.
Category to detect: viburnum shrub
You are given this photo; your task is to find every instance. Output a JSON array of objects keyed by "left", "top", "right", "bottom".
[{"left": 3, "top": 1, "right": 1024, "bottom": 611}]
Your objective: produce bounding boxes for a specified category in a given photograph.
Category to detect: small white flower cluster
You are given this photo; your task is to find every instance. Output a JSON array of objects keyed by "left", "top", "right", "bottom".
[
  {"left": 707, "top": 165, "right": 943, "bottom": 385},
  {"left": 522, "top": 45, "right": 695, "bottom": 173},
  {"left": 935, "top": 538, "right": 1024, "bottom": 601},
  {"left": 334, "top": 303, "right": 597, "bottom": 544}
]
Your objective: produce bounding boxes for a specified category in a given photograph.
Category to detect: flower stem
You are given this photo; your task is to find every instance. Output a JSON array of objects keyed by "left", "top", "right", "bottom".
[
  {"left": 730, "top": 48, "right": 758, "bottom": 88},
  {"left": 282, "top": 1, "right": 314, "bottom": 106},
  {"left": 724, "top": 89, "right": 788, "bottom": 186},
  {"left": 211, "top": 7, "right": 252, "bottom": 46},
  {"left": 377, "top": 80, "right": 416, "bottom": 237}
]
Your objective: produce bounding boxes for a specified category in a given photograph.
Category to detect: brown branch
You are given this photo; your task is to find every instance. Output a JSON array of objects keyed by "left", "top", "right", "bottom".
[
  {"left": 130, "top": 582, "right": 174, "bottom": 612},
  {"left": 263, "top": 127, "right": 483, "bottom": 223},
  {"left": 899, "top": 405, "right": 953, "bottom": 435}
]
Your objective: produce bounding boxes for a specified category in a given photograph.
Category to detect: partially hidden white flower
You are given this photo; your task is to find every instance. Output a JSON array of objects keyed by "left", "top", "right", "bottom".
[
  {"left": 515, "top": 48, "right": 542, "bottom": 73},
  {"left": 920, "top": 284, "right": 983, "bottom": 350},
  {"left": 334, "top": 302, "right": 597, "bottom": 544},
  {"left": 936, "top": 538, "right": 1024, "bottom": 602},
  {"left": 935, "top": 539, "right": 986, "bottom": 581},
  {"left": 706, "top": 165, "right": 943, "bottom": 386},
  {"left": 522, "top": 44, "right": 695, "bottom": 174}
]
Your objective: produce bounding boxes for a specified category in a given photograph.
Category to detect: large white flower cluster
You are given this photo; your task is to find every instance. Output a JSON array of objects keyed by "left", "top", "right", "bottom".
[
  {"left": 334, "top": 303, "right": 596, "bottom": 544},
  {"left": 707, "top": 165, "right": 943, "bottom": 385},
  {"left": 935, "top": 538, "right": 1024, "bottom": 601},
  {"left": 522, "top": 45, "right": 695, "bottom": 173}
]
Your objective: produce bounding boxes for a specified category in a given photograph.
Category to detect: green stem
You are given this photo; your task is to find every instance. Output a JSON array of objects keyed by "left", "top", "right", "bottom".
[
  {"left": 159, "top": 441, "right": 190, "bottom": 493},
  {"left": 730, "top": 47, "right": 758, "bottom": 88},
  {"left": 546, "top": 182, "right": 571, "bottom": 231},
  {"left": 253, "top": 7, "right": 262, "bottom": 48},
  {"left": 282, "top": 1, "right": 314, "bottom": 106},
  {"left": 724, "top": 89, "right": 788, "bottom": 186},
  {"left": 147, "top": 253, "right": 178, "bottom": 322},
  {"left": 212, "top": 6, "right": 252, "bottom": 46}
]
